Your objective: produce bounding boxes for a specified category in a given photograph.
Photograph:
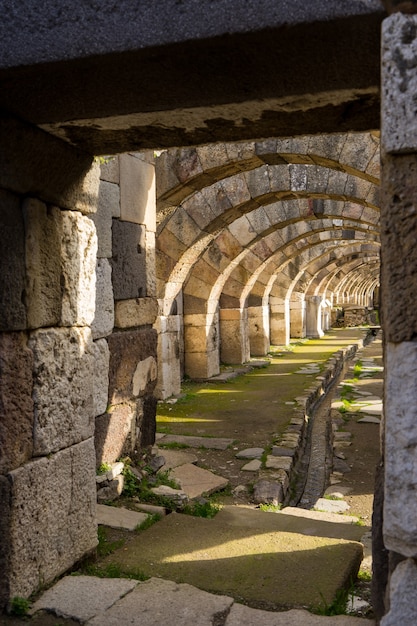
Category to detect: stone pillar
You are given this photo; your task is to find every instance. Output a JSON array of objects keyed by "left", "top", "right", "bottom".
[
  {"left": 0, "top": 128, "right": 100, "bottom": 608},
  {"left": 248, "top": 305, "right": 270, "bottom": 356},
  {"left": 154, "top": 314, "right": 182, "bottom": 399},
  {"left": 95, "top": 153, "right": 158, "bottom": 460},
  {"left": 219, "top": 308, "right": 250, "bottom": 364},
  {"left": 306, "top": 296, "right": 324, "bottom": 338},
  {"left": 379, "top": 11, "right": 417, "bottom": 624},
  {"left": 269, "top": 297, "right": 290, "bottom": 345},
  {"left": 184, "top": 312, "right": 220, "bottom": 379},
  {"left": 290, "top": 293, "right": 306, "bottom": 338}
]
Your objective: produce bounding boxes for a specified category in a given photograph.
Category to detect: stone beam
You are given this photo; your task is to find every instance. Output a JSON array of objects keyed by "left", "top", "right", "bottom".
[{"left": 0, "top": 1, "right": 385, "bottom": 153}]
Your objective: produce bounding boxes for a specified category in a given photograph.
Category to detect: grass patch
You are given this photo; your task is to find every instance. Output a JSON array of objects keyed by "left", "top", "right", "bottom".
[
  {"left": 313, "top": 585, "right": 353, "bottom": 616},
  {"left": 158, "top": 442, "right": 190, "bottom": 450},
  {"left": 97, "top": 525, "right": 125, "bottom": 557},
  {"left": 97, "top": 462, "right": 112, "bottom": 475},
  {"left": 9, "top": 597, "right": 30, "bottom": 617},
  {"left": 79, "top": 563, "right": 149, "bottom": 581},
  {"left": 135, "top": 513, "right": 162, "bottom": 532},
  {"left": 259, "top": 503, "right": 282, "bottom": 512},
  {"left": 182, "top": 499, "right": 221, "bottom": 518},
  {"left": 122, "top": 466, "right": 180, "bottom": 509}
]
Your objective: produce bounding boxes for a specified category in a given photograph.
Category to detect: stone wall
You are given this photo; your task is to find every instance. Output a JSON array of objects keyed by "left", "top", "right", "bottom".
[
  {"left": 0, "top": 132, "right": 158, "bottom": 607},
  {"left": 93, "top": 153, "right": 158, "bottom": 464}
]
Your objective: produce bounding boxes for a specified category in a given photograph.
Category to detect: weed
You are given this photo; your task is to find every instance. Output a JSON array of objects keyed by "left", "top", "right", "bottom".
[
  {"left": 135, "top": 513, "right": 162, "bottom": 532},
  {"left": 158, "top": 442, "right": 190, "bottom": 450},
  {"left": 81, "top": 562, "right": 149, "bottom": 581},
  {"left": 259, "top": 503, "right": 282, "bottom": 512},
  {"left": 122, "top": 466, "right": 180, "bottom": 508},
  {"left": 357, "top": 570, "right": 372, "bottom": 582},
  {"left": 9, "top": 596, "right": 30, "bottom": 616},
  {"left": 182, "top": 499, "right": 221, "bottom": 518},
  {"left": 97, "top": 462, "right": 112, "bottom": 475},
  {"left": 313, "top": 587, "right": 351, "bottom": 616},
  {"left": 97, "top": 526, "right": 125, "bottom": 557},
  {"left": 323, "top": 494, "right": 343, "bottom": 501}
]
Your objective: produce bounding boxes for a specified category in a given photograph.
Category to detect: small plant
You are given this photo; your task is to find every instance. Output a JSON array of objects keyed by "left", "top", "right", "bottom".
[
  {"left": 135, "top": 513, "right": 162, "bottom": 532},
  {"left": 182, "top": 499, "right": 221, "bottom": 518},
  {"left": 158, "top": 442, "right": 190, "bottom": 450},
  {"left": 259, "top": 503, "right": 282, "bottom": 512},
  {"left": 97, "top": 462, "right": 112, "bottom": 475},
  {"left": 313, "top": 588, "right": 350, "bottom": 616},
  {"left": 81, "top": 563, "right": 149, "bottom": 581},
  {"left": 357, "top": 570, "right": 372, "bottom": 582},
  {"left": 9, "top": 596, "right": 30, "bottom": 616}
]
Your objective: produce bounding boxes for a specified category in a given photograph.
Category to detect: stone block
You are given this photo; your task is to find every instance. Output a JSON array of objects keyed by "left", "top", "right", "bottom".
[
  {"left": 384, "top": 341, "right": 417, "bottom": 556},
  {"left": 92, "top": 259, "right": 114, "bottom": 339},
  {"left": 141, "top": 395, "right": 157, "bottom": 447},
  {"left": 100, "top": 157, "right": 120, "bottom": 184},
  {"left": 97, "top": 475, "right": 124, "bottom": 502},
  {"left": 60, "top": 211, "right": 97, "bottom": 326},
  {"left": 107, "top": 328, "right": 157, "bottom": 403},
  {"left": 253, "top": 479, "right": 283, "bottom": 506},
  {"left": 29, "top": 327, "right": 95, "bottom": 456},
  {"left": 111, "top": 220, "right": 147, "bottom": 300},
  {"left": 93, "top": 180, "right": 119, "bottom": 257},
  {"left": 60, "top": 160, "right": 100, "bottom": 215},
  {"left": 92, "top": 339, "right": 110, "bottom": 417},
  {"left": 6, "top": 439, "right": 97, "bottom": 600},
  {"left": 119, "top": 153, "right": 156, "bottom": 231},
  {"left": 114, "top": 297, "right": 158, "bottom": 329},
  {"left": 0, "top": 333, "right": 34, "bottom": 473},
  {"left": 145, "top": 230, "right": 157, "bottom": 297},
  {"left": 165, "top": 205, "right": 201, "bottom": 247},
  {"left": 132, "top": 356, "right": 157, "bottom": 397},
  {"left": 185, "top": 349, "right": 220, "bottom": 380},
  {"left": 96, "top": 504, "right": 148, "bottom": 530},
  {"left": 0, "top": 475, "right": 11, "bottom": 610},
  {"left": 381, "top": 154, "right": 417, "bottom": 342},
  {"left": 381, "top": 559, "right": 417, "bottom": 626},
  {"left": 95, "top": 402, "right": 136, "bottom": 465},
  {"left": 382, "top": 13, "right": 417, "bottom": 155},
  {"left": 0, "top": 189, "right": 26, "bottom": 330},
  {"left": 23, "top": 199, "right": 62, "bottom": 328}
]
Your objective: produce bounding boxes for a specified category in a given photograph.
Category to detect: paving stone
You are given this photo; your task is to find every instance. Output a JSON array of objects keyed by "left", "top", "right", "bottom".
[
  {"left": 170, "top": 463, "right": 229, "bottom": 498},
  {"left": 226, "top": 604, "right": 374, "bottom": 625},
  {"left": 265, "top": 455, "right": 292, "bottom": 471},
  {"left": 280, "top": 507, "right": 360, "bottom": 525},
  {"left": 235, "top": 447, "right": 264, "bottom": 459},
  {"left": 314, "top": 498, "right": 351, "bottom": 514},
  {"left": 150, "top": 485, "right": 189, "bottom": 506},
  {"left": 334, "top": 432, "right": 352, "bottom": 441},
  {"left": 272, "top": 446, "right": 295, "bottom": 457},
  {"left": 155, "top": 447, "right": 198, "bottom": 469},
  {"left": 132, "top": 501, "right": 167, "bottom": 517},
  {"left": 253, "top": 479, "right": 283, "bottom": 505},
  {"left": 96, "top": 504, "right": 149, "bottom": 531},
  {"left": 324, "top": 485, "right": 353, "bottom": 498},
  {"left": 358, "top": 416, "right": 381, "bottom": 424},
  {"left": 87, "top": 577, "right": 234, "bottom": 626},
  {"left": 30, "top": 575, "right": 137, "bottom": 622},
  {"left": 333, "top": 458, "right": 352, "bottom": 474},
  {"left": 241, "top": 459, "right": 262, "bottom": 471},
  {"left": 157, "top": 434, "right": 233, "bottom": 450},
  {"left": 358, "top": 404, "right": 382, "bottom": 415}
]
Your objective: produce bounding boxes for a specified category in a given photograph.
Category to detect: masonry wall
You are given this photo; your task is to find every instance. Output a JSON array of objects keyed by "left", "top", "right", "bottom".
[{"left": 0, "top": 117, "right": 158, "bottom": 607}]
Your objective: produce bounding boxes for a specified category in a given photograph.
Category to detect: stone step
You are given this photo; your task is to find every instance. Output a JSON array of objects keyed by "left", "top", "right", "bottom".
[{"left": 30, "top": 575, "right": 375, "bottom": 625}]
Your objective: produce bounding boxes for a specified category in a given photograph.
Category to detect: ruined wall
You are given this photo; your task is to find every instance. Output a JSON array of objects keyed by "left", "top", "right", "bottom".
[
  {"left": 93, "top": 153, "right": 158, "bottom": 466},
  {"left": 0, "top": 120, "right": 99, "bottom": 607}
]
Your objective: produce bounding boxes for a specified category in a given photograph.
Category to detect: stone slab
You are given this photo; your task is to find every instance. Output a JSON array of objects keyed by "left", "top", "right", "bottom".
[
  {"left": 226, "top": 604, "right": 375, "bottom": 625},
  {"left": 241, "top": 459, "right": 262, "bottom": 472},
  {"left": 280, "top": 507, "right": 360, "bottom": 526},
  {"left": 313, "top": 498, "right": 351, "bottom": 514},
  {"left": 96, "top": 504, "right": 149, "bottom": 531},
  {"left": 157, "top": 434, "right": 233, "bottom": 450},
  {"left": 265, "top": 455, "right": 292, "bottom": 471},
  {"left": 358, "top": 416, "right": 381, "bottom": 424},
  {"left": 31, "top": 575, "right": 137, "bottom": 622},
  {"left": 170, "top": 463, "right": 229, "bottom": 498},
  {"left": 92, "top": 258, "right": 114, "bottom": 340},
  {"left": 155, "top": 447, "right": 198, "bottom": 469},
  {"left": 235, "top": 447, "right": 264, "bottom": 459},
  {"left": 102, "top": 506, "right": 364, "bottom": 609},
  {"left": 87, "top": 577, "right": 233, "bottom": 626}
]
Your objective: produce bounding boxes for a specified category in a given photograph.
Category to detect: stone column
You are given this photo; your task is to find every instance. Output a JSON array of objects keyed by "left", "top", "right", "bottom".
[
  {"left": 269, "top": 297, "right": 290, "bottom": 345},
  {"left": 290, "top": 293, "right": 306, "bottom": 338},
  {"left": 183, "top": 312, "right": 220, "bottom": 379},
  {"left": 154, "top": 314, "right": 182, "bottom": 399},
  {"left": 379, "top": 10, "right": 417, "bottom": 624},
  {"left": 306, "top": 296, "right": 324, "bottom": 338},
  {"left": 248, "top": 305, "right": 270, "bottom": 356},
  {"left": 219, "top": 308, "right": 250, "bottom": 364}
]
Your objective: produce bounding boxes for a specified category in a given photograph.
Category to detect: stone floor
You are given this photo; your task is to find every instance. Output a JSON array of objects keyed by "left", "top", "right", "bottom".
[{"left": 2, "top": 328, "right": 381, "bottom": 625}]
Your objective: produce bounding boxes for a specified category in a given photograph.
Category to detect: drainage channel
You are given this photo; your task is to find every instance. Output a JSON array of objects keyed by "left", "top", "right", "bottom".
[{"left": 288, "top": 337, "right": 373, "bottom": 510}]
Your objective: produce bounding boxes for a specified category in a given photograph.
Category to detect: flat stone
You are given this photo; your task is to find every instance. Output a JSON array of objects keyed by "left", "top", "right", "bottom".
[
  {"left": 30, "top": 575, "right": 137, "bottom": 622},
  {"left": 226, "top": 604, "right": 373, "bottom": 625},
  {"left": 334, "top": 432, "right": 352, "bottom": 441},
  {"left": 253, "top": 479, "right": 283, "bottom": 505},
  {"left": 150, "top": 485, "right": 189, "bottom": 506},
  {"left": 314, "top": 498, "right": 351, "bottom": 514},
  {"left": 358, "top": 415, "right": 381, "bottom": 424},
  {"left": 265, "top": 455, "right": 292, "bottom": 471},
  {"left": 87, "top": 577, "right": 234, "bottom": 626},
  {"left": 235, "top": 447, "right": 264, "bottom": 459},
  {"left": 132, "top": 502, "right": 167, "bottom": 517},
  {"left": 333, "top": 441, "right": 352, "bottom": 448},
  {"left": 324, "top": 485, "right": 353, "bottom": 498},
  {"left": 241, "top": 459, "right": 262, "bottom": 472},
  {"left": 333, "top": 458, "right": 351, "bottom": 474},
  {"left": 358, "top": 404, "right": 382, "bottom": 415},
  {"left": 97, "top": 476, "right": 124, "bottom": 503},
  {"left": 170, "top": 463, "right": 229, "bottom": 498},
  {"left": 97, "top": 504, "right": 149, "bottom": 531},
  {"left": 272, "top": 446, "right": 295, "bottom": 457},
  {"left": 154, "top": 447, "right": 198, "bottom": 469},
  {"left": 280, "top": 507, "right": 360, "bottom": 526},
  {"left": 157, "top": 434, "right": 233, "bottom": 450}
]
